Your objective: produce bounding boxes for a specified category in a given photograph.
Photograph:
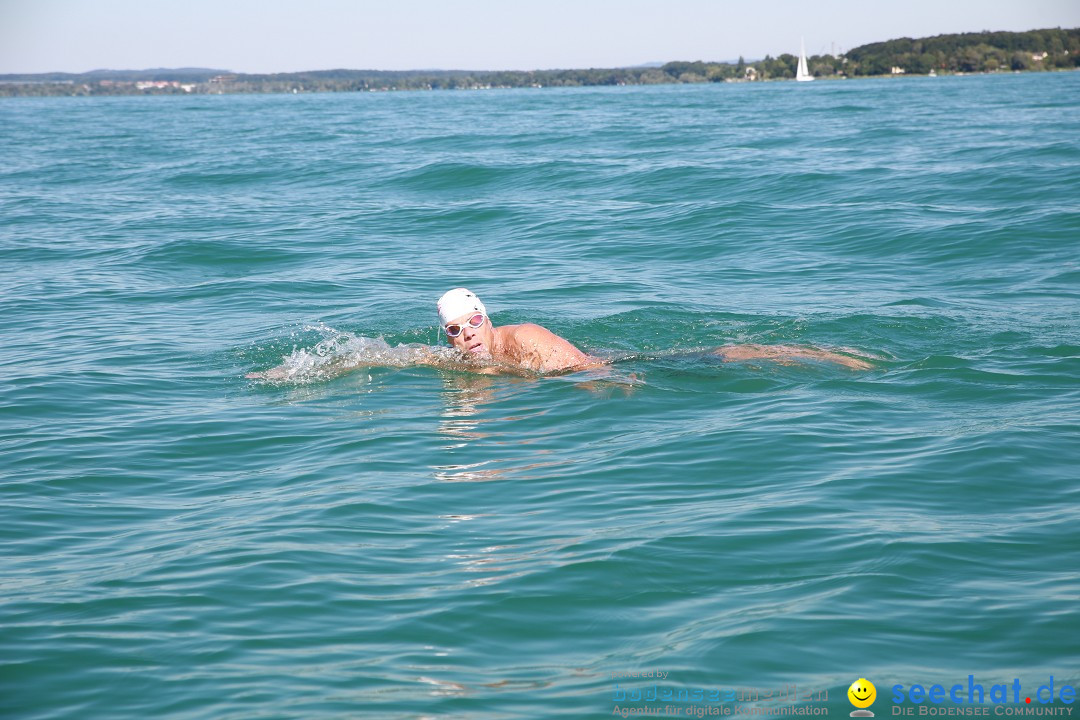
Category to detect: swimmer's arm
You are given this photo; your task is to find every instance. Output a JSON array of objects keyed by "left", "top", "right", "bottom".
[
  {"left": 713, "top": 344, "right": 872, "bottom": 370},
  {"left": 244, "top": 354, "right": 380, "bottom": 381},
  {"left": 245, "top": 347, "right": 447, "bottom": 380}
]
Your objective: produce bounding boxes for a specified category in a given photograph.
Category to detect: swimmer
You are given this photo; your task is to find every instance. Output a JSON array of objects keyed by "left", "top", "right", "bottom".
[
  {"left": 246, "top": 287, "right": 870, "bottom": 379},
  {"left": 435, "top": 288, "right": 870, "bottom": 372}
]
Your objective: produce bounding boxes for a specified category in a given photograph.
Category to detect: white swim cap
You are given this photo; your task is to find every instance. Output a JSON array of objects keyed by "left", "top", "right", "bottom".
[{"left": 437, "top": 288, "right": 487, "bottom": 326}]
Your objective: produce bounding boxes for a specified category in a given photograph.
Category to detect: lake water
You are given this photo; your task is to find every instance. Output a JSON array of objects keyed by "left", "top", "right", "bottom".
[{"left": 2, "top": 72, "right": 1079, "bottom": 719}]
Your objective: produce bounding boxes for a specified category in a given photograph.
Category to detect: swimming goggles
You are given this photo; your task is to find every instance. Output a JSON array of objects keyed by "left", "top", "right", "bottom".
[{"left": 444, "top": 313, "right": 486, "bottom": 338}]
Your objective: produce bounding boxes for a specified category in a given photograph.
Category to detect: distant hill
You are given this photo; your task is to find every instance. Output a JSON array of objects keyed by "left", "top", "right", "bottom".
[{"left": 0, "top": 68, "right": 230, "bottom": 83}]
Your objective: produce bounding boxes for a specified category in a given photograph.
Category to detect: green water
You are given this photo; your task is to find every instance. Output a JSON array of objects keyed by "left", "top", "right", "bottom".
[{"left": 2, "top": 73, "right": 1078, "bottom": 719}]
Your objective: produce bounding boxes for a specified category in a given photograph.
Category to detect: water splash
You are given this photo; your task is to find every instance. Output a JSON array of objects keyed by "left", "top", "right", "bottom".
[{"left": 249, "top": 323, "right": 461, "bottom": 382}]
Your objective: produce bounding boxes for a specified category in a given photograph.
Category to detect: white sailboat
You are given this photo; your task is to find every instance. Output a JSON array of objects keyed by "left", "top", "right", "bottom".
[{"left": 796, "top": 37, "right": 814, "bottom": 82}]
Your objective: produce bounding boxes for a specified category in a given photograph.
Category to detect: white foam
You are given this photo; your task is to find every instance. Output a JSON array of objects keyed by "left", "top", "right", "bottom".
[{"left": 258, "top": 324, "right": 462, "bottom": 382}]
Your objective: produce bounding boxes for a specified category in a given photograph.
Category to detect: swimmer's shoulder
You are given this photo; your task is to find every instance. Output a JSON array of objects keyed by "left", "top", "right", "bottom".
[
  {"left": 501, "top": 323, "right": 575, "bottom": 353},
  {"left": 505, "top": 323, "right": 602, "bottom": 371},
  {"left": 502, "top": 322, "right": 546, "bottom": 340}
]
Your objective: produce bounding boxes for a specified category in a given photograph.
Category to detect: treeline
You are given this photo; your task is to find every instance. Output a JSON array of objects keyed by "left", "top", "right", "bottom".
[
  {"left": 1, "top": 28, "right": 1077, "bottom": 97},
  {"left": 844, "top": 27, "right": 1080, "bottom": 75},
  {"left": 665, "top": 27, "right": 1080, "bottom": 79}
]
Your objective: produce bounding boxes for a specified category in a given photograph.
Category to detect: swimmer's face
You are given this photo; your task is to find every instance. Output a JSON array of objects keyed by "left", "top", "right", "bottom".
[{"left": 445, "top": 312, "right": 494, "bottom": 359}]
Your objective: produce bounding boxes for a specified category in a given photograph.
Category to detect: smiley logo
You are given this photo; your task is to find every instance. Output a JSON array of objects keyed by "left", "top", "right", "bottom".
[{"left": 848, "top": 678, "right": 876, "bottom": 716}]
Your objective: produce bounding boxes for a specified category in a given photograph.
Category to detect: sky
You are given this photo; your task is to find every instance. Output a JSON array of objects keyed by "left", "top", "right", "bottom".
[{"left": 1, "top": 0, "right": 1078, "bottom": 74}]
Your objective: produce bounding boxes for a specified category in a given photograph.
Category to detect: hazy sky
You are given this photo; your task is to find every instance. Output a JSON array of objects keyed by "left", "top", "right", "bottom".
[{"left": 2, "top": 0, "right": 1078, "bottom": 74}]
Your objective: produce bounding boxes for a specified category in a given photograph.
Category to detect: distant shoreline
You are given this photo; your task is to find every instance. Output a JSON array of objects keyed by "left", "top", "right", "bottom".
[
  {"left": 1, "top": 67, "right": 1076, "bottom": 100},
  {"left": 2, "top": 27, "right": 1076, "bottom": 98}
]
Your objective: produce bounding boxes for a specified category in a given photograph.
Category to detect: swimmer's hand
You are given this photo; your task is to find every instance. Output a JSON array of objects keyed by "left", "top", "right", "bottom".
[{"left": 245, "top": 366, "right": 290, "bottom": 380}]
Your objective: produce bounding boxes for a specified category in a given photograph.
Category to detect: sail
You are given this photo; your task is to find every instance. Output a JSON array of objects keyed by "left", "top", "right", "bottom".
[{"left": 796, "top": 38, "right": 814, "bottom": 82}]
